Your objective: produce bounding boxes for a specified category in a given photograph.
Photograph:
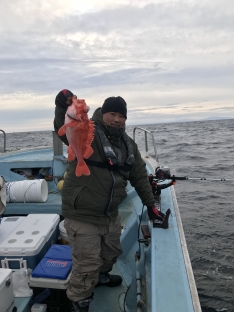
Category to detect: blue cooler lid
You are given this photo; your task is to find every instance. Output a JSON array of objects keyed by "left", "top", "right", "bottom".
[
  {"left": 32, "top": 244, "right": 72, "bottom": 280},
  {"left": 44, "top": 244, "right": 72, "bottom": 261}
]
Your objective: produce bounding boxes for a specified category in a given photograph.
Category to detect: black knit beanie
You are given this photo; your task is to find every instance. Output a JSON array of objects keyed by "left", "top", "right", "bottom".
[
  {"left": 55, "top": 89, "right": 74, "bottom": 109},
  {"left": 102, "top": 96, "right": 127, "bottom": 119}
]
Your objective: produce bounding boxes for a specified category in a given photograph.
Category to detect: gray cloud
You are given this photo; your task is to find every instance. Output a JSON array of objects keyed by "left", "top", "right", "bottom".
[
  {"left": 1, "top": 2, "right": 234, "bottom": 60},
  {"left": 0, "top": 0, "right": 234, "bottom": 131},
  {"left": 1, "top": 60, "right": 233, "bottom": 97},
  {"left": 209, "top": 106, "right": 234, "bottom": 111},
  {"left": 128, "top": 104, "right": 180, "bottom": 113}
]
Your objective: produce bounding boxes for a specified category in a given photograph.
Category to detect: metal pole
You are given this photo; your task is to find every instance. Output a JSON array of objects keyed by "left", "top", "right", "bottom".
[
  {"left": 145, "top": 131, "right": 148, "bottom": 157},
  {"left": 133, "top": 127, "right": 160, "bottom": 166},
  {"left": 0, "top": 130, "right": 6, "bottom": 152}
]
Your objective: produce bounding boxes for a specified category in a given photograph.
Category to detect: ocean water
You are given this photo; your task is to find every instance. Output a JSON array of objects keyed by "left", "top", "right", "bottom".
[{"left": 1, "top": 118, "right": 234, "bottom": 311}]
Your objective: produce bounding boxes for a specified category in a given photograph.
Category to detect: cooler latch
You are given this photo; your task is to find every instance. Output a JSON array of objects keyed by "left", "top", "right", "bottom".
[{"left": 5, "top": 278, "right": 11, "bottom": 287}]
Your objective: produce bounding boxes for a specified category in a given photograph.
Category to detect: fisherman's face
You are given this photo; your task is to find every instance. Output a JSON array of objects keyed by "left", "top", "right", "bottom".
[{"left": 102, "top": 112, "right": 126, "bottom": 128}]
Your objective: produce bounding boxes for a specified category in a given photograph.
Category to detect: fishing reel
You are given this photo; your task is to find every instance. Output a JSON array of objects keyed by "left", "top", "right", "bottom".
[
  {"left": 155, "top": 166, "right": 171, "bottom": 180},
  {"left": 148, "top": 166, "right": 175, "bottom": 197},
  {"left": 148, "top": 167, "right": 173, "bottom": 229}
]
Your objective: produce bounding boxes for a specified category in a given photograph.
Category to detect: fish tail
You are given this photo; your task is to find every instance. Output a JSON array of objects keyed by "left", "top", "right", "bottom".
[{"left": 75, "top": 162, "right": 90, "bottom": 176}]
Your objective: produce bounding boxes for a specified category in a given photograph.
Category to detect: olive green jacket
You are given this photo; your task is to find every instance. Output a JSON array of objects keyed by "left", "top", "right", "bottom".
[{"left": 54, "top": 106, "right": 155, "bottom": 225}]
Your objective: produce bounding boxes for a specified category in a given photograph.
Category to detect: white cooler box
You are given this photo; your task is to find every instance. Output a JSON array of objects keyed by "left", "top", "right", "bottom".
[
  {"left": 0, "top": 216, "right": 26, "bottom": 244},
  {"left": 0, "top": 214, "right": 60, "bottom": 270},
  {"left": 0, "top": 268, "right": 15, "bottom": 312}
]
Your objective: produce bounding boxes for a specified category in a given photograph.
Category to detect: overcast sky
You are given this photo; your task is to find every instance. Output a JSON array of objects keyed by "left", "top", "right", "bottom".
[{"left": 0, "top": 0, "right": 233, "bottom": 133}]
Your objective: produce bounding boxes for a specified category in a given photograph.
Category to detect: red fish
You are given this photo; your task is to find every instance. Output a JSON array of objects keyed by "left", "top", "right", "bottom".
[{"left": 58, "top": 98, "right": 95, "bottom": 176}]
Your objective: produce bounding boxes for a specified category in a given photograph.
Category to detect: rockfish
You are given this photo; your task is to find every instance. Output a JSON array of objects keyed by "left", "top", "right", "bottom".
[{"left": 58, "top": 98, "right": 95, "bottom": 176}]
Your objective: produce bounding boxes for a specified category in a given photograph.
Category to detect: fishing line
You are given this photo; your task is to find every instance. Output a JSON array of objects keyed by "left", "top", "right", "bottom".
[
  {"left": 137, "top": 204, "right": 145, "bottom": 250},
  {"left": 169, "top": 176, "right": 234, "bottom": 182},
  {"left": 122, "top": 205, "right": 145, "bottom": 312},
  {"left": 123, "top": 285, "right": 131, "bottom": 312}
]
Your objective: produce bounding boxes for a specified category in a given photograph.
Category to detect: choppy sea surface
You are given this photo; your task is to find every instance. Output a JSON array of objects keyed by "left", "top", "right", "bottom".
[{"left": 1, "top": 118, "right": 234, "bottom": 312}]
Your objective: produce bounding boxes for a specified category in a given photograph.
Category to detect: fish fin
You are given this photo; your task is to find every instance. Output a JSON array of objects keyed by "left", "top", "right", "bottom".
[
  {"left": 82, "top": 121, "right": 95, "bottom": 159},
  {"left": 65, "top": 120, "right": 79, "bottom": 128},
  {"left": 84, "top": 145, "right": 93, "bottom": 159},
  {"left": 58, "top": 125, "right": 66, "bottom": 136},
  {"left": 75, "top": 162, "right": 90, "bottom": 176},
  {"left": 86, "top": 121, "right": 95, "bottom": 145},
  {"left": 67, "top": 146, "right": 76, "bottom": 161},
  {"left": 58, "top": 120, "right": 77, "bottom": 136}
]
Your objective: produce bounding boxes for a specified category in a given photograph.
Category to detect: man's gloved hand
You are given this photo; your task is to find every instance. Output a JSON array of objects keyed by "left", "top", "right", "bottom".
[
  {"left": 55, "top": 89, "right": 77, "bottom": 109},
  {"left": 147, "top": 205, "right": 165, "bottom": 221}
]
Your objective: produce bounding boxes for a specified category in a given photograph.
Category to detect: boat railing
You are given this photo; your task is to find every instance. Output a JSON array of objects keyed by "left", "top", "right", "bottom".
[
  {"left": 52, "top": 127, "right": 160, "bottom": 165},
  {"left": 133, "top": 127, "right": 159, "bottom": 165},
  {"left": 0, "top": 129, "right": 6, "bottom": 153},
  {"left": 52, "top": 131, "right": 64, "bottom": 156}
]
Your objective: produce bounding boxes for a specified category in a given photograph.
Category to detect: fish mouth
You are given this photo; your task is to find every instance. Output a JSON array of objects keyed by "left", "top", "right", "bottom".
[
  {"left": 67, "top": 112, "right": 81, "bottom": 121},
  {"left": 67, "top": 106, "right": 90, "bottom": 121}
]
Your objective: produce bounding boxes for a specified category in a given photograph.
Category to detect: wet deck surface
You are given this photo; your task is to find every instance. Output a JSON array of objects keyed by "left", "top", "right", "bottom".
[{"left": 90, "top": 265, "right": 128, "bottom": 312}]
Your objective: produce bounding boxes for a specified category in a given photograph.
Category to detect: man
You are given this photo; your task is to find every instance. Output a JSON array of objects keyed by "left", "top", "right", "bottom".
[{"left": 54, "top": 90, "right": 164, "bottom": 312}]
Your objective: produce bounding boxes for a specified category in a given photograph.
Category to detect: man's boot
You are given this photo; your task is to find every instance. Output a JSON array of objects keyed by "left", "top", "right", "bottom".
[
  {"left": 96, "top": 272, "right": 122, "bottom": 287},
  {"left": 71, "top": 294, "right": 93, "bottom": 312}
]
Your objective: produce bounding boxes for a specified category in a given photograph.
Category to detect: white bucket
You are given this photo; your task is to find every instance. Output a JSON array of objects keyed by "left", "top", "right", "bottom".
[
  {"left": 31, "top": 303, "right": 47, "bottom": 312},
  {"left": 6, "top": 179, "right": 48, "bottom": 203},
  {"left": 59, "top": 220, "right": 69, "bottom": 244}
]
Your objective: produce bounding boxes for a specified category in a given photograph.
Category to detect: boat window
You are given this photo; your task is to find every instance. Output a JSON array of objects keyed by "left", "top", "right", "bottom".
[{"left": 10, "top": 168, "right": 53, "bottom": 181}]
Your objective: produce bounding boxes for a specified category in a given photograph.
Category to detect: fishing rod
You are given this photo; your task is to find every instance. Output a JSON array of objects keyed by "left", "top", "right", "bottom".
[
  {"left": 148, "top": 167, "right": 234, "bottom": 197},
  {"left": 173, "top": 177, "right": 234, "bottom": 181},
  {"left": 147, "top": 167, "right": 234, "bottom": 229},
  {"left": 154, "top": 167, "right": 234, "bottom": 182}
]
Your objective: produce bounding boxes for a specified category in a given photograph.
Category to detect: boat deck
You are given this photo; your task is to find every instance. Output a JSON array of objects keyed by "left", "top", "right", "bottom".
[
  {"left": 0, "top": 146, "right": 201, "bottom": 312},
  {"left": 12, "top": 185, "right": 198, "bottom": 312}
]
